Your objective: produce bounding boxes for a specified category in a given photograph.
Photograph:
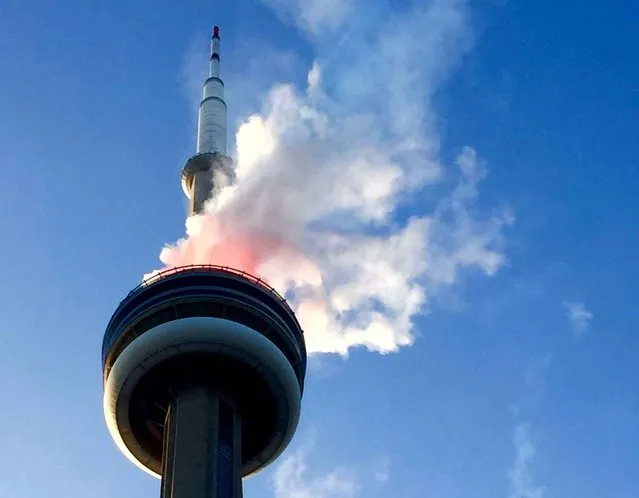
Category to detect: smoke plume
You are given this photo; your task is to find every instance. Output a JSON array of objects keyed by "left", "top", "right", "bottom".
[{"left": 150, "top": 0, "right": 512, "bottom": 356}]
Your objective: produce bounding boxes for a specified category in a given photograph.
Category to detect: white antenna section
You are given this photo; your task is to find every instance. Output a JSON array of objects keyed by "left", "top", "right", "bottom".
[
  {"left": 197, "top": 26, "right": 227, "bottom": 155},
  {"left": 182, "top": 26, "right": 234, "bottom": 215}
]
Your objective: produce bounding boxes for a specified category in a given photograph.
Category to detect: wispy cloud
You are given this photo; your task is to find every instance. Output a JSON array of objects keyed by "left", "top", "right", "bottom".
[
  {"left": 509, "top": 423, "right": 544, "bottom": 498},
  {"left": 524, "top": 353, "right": 551, "bottom": 395},
  {"left": 372, "top": 456, "right": 390, "bottom": 485},
  {"left": 261, "top": 0, "right": 353, "bottom": 36},
  {"left": 565, "top": 301, "right": 592, "bottom": 337},
  {"left": 272, "top": 447, "right": 358, "bottom": 498}
]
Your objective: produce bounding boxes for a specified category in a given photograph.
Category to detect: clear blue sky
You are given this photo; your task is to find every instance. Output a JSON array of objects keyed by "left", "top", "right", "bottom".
[{"left": 0, "top": 1, "right": 638, "bottom": 497}]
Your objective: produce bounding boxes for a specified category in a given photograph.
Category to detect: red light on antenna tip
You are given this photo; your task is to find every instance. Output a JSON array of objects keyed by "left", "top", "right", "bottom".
[{"left": 213, "top": 26, "right": 220, "bottom": 37}]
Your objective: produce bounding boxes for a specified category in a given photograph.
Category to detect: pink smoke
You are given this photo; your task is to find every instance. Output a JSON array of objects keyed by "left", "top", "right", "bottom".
[
  {"left": 155, "top": 213, "right": 281, "bottom": 275},
  {"left": 149, "top": 212, "right": 323, "bottom": 296}
]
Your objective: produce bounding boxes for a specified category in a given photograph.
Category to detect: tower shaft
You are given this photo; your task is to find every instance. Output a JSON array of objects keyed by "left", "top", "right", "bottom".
[
  {"left": 161, "top": 386, "right": 243, "bottom": 498},
  {"left": 103, "top": 26, "right": 306, "bottom": 498}
]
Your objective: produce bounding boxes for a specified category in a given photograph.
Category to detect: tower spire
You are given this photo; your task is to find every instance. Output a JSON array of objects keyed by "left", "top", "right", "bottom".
[
  {"left": 210, "top": 26, "right": 220, "bottom": 78},
  {"left": 181, "top": 25, "right": 233, "bottom": 215},
  {"left": 198, "top": 25, "right": 226, "bottom": 155}
]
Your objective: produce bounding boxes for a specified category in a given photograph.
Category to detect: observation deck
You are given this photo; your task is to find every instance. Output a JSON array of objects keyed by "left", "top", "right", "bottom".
[
  {"left": 102, "top": 265, "right": 306, "bottom": 384},
  {"left": 102, "top": 265, "right": 307, "bottom": 479}
]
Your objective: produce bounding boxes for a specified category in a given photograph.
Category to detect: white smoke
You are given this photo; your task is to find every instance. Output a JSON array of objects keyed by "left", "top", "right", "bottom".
[{"left": 157, "top": 0, "right": 512, "bottom": 355}]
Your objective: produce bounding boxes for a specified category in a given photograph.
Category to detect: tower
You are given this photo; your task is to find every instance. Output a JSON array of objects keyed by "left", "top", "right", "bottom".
[{"left": 102, "top": 27, "right": 307, "bottom": 498}]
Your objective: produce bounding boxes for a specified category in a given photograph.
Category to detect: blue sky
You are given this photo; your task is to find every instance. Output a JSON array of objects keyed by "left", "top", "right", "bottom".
[{"left": 1, "top": 0, "right": 638, "bottom": 497}]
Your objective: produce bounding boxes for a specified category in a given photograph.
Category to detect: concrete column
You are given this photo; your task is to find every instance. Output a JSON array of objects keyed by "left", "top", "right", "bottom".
[
  {"left": 161, "top": 386, "right": 242, "bottom": 498},
  {"left": 190, "top": 170, "right": 213, "bottom": 215}
]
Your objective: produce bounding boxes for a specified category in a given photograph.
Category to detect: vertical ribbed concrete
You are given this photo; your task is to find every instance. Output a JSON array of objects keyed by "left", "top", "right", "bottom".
[
  {"left": 161, "top": 387, "right": 242, "bottom": 498},
  {"left": 190, "top": 170, "right": 214, "bottom": 215}
]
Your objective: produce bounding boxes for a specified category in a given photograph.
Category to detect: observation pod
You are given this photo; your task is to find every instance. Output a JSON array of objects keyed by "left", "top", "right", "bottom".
[
  {"left": 181, "top": 152, "right": 234, "bottom": 215},
  {"left": 102, "top": 265, "right": 307, "bottom": 498}
]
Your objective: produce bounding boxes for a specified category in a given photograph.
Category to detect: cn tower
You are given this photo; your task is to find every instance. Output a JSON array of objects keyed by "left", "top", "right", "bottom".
[{"left": 101, "top": 26, "right": 307, "bottom": 498}]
